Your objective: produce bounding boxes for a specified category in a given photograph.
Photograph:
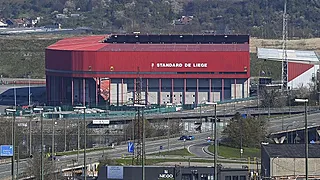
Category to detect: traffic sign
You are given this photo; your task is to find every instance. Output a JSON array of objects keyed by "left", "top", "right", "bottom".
[
  {"left": 128, "top": 142, "right": 134, "bottom": 153},
  {"left": 0, "top": 145, "right": 13, "bottom": 157}
]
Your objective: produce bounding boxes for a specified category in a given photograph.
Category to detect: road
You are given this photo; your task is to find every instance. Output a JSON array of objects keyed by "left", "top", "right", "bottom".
[
  {"left": 268, "top": 111, "right": 320, "bottom": 134},
  {"left": 188, "top": 143, "right": 212, "bottom": 158},
  {"left": 0, "top": 132, "right": 212, "bottom": 179}
]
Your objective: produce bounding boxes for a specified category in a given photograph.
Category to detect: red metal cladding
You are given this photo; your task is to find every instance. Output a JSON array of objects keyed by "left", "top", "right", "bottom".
[
  {"left": 45, "top": 72, "right": 249, "bottom": 79},
  {"left": 288, "top": 62, "right": 313, "bottom": 81},
  {"left": 46, "top": 35, "right": 250, "bottom": 79},
  {"left": 45, "top": 49, "right": 73, "bottom": 71}
]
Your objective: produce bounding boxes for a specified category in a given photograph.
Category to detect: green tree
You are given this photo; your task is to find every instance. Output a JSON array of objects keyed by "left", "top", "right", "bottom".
[{"left": 222, "top": 112, "right": 267, "bottom": 148}]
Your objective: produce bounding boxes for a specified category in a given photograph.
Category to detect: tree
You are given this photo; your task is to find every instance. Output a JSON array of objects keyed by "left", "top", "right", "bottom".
[
  {"left": 222, "top": 112, "right": 267, "bottom": 148},
  {"left": 24, "top": 153, "right": 61, "bottom": 180}
]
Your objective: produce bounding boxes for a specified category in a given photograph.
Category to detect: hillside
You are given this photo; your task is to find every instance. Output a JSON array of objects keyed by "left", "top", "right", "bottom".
[
  {"left": 0, "top": 0, "right": 319, "bottom": 38},
  {"left": 0, "top": 35, "right": 319, "bottom": 80}
]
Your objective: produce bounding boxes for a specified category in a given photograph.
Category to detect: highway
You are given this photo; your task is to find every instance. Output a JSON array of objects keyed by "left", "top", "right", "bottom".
[
  {"left": 0, "top": 132, "right": 212, "bottom": 179},
  {"left": 268, "top": 111, "right": 320, "bottom": 134},
  {"left": 186, "top": 111, "right": 320, "bottom": 160},
  {"left": 2, "top": 104, "right": 319, "bottom": 178}
]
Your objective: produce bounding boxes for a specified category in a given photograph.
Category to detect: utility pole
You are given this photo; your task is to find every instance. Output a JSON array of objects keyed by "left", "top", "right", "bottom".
[
  {"left": 51, "top": 110, "right": 55, "bottom": 168},
  {"left": 281, "top": 0, "right": 288, "bottom": 90},
  {"left": 64, "top": 118, "right": 67, "bottom": 152},
  {"left": 34, "top": 108, "right": 44, "bottom": 180},
  {"left": 214, "top": 104, "right": 218, "bottom": 180},
  {"left": 77, "top": 113, "right": 80, "bottom": 162},
  {"left": 14, "top": 81, "right": 16, "bottom": 109},
  {"left": 167, "top": 107, "right": 170, "bottom": 152},
  {"left": 133, "top": 67, "right": 145, "bottom": 180},
  {"left": 84, "top": 108, "right": 87, "bottom": 180},
  {"left": 28, "top": 75, "right": 31, "bottom": 107},
  {"left": 29, "top": 115, "right": 32, "bottom": 157},
  {"left": 74, "top": 106, "right": 87, "bottom": 180},
  {"left": 7, "top": 109, "right": 16, "bottom": 180}
]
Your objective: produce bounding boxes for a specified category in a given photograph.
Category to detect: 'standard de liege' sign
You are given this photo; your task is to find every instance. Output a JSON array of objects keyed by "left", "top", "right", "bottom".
[{"left": 151, "top": 63, "right": 208, "bottom": 68}]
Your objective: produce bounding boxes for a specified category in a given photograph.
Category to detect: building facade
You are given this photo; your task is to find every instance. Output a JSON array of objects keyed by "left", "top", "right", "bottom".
[
  {"left": 98, "top": 166, "right": 250, "bottom": 180},
  {"left": 46, "top": 34, "right": 250, "bottom": 106},
  {"left": 261, "top": 144, "right": 320, "bottom": 179}
]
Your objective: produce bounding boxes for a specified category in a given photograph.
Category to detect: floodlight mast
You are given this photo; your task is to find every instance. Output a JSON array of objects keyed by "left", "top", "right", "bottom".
[{"left": 281, "top": 0, "right": 288, "bottom": 90}]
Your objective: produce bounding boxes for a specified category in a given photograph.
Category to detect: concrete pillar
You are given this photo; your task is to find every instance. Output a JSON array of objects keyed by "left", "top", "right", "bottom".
[
  {"left": 209, "top": 78, "right": 212, "bottom": 102},
  {"left": 121, "top": 78, "right": 124, "bottom": 105},
  {"left": 83, "top": 78, "right": 86, "bottom": 106},
  {"left": 71, "top": 78, "right": 74, "bottom": 105},
  {"left": 222, "top": 79, "right": 224, "bottom": 101},
  {"left": 159, "top": 79, "right": 162, "bottom": 105},
  {"left": 183, "top": 78, "right": 186, "bottom": 105},
  {"left": 171, "top": 78, "right": 174, "bottom": 103}
]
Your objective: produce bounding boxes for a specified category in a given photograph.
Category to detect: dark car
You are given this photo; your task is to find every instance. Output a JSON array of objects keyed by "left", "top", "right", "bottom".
[{"left": 179, "top": 135, "right": 195, "bottom": 140}]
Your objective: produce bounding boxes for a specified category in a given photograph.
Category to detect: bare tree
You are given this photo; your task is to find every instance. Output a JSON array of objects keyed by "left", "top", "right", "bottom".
[{"left": 24, "top": 153, "right": 63, "bottom": 180}]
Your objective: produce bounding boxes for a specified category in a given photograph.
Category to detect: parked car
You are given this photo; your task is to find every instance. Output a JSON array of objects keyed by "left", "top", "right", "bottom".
[{"left": 179, "top": 135, "right": 195, "bottom": 140}]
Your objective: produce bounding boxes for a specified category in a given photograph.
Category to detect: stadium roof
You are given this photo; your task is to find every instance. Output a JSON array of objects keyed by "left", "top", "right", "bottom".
[
  {"left": 47, "top": 35, "right": 250, "bottom": 52},
  {"left": 257, "top": 48, "right": 320, "bottom": 65}
]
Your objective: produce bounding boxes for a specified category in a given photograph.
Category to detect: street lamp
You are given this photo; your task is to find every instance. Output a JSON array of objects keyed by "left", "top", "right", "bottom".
[
  {"left": 294, "top": 98, "right": 308, "bottom": 180},
  {"left": 203, "top": 102, "right": 217, "bottom": 180},
  {"left": 13, "top": 81, "right": 16, "bottom": 109},
  {"left": 34, "top": 107, "right": 44, "bottom": 180},
  {"left": 48, "top": 109, "right": 56, "bottom": 168},
  {"left": 74, "top": 106, "right": 87, "bottom": 180},
  {"left": 7, "top": 108, "right": 16, "bottom": 180},
  {"left": 133, "top": 104, "right": 146, "bottom": 180}
]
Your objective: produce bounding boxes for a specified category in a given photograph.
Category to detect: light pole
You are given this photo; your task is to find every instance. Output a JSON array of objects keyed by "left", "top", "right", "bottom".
[
  {"left": 50, "top": 109, "right": 55, "bottom": 168},
  {"left": 294, "top": 98, "right": 308, "bottom": 180},
  {"left": 13, "top": 81, "right": 16, "bottom": 109},
  {"left": 34, "top": 107, "right": 44, "bottom": 180},
  {"left": 203, "top": 102, "right": 217, "bottom": 180},
  {"left": 7, "top": 108, "right": 16, "bottom": 180},
  {"left": 28, "top": 75, "right": 31, "bottom": 107},
  {"left": 28, "top": 114, "right": 33, "bottom": 157},
  {"left": 214, "top": 103, "right": 218, "bottom": 180},
  {"left": 167, "top": 113, "right": 170, "bottom": 152},
  {"left": 74, "top": 106, "right": 87, "bottom": 180}
]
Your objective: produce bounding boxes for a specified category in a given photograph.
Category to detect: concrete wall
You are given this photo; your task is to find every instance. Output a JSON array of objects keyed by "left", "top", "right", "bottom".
[
  {"left": 173, "top": 92, "right": 183, "bottom": 104},
  {"left": 185, "top": 92, "right": 195, "bottom": 104},
  {"left": 272, "top": 158, "right": 320, "bottom": 177},
  {"left": 148, "top": 92, "right": 158, "bottom": 104}
]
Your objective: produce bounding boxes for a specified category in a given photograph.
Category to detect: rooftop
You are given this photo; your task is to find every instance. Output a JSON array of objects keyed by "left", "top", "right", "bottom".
[
  {"left": 262, "top": 144, "right": 320, "bottom": 158},
  {"left": 104, "top": 34, "right": 249, "bottom": 44},
  {"left": 47, "top": 34, "right": 250, "bottom": 52}
]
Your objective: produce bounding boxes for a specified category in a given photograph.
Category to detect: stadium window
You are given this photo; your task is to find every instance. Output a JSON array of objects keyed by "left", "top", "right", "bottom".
[
  {"left": 225, "top": 176, "right": 231, "bottom": 180},
  {"left": 232, "top": 176, "right": 239, "bottom": 180},
  {"left": 240, "top": 176, "right": 246, "bottom": 180}
]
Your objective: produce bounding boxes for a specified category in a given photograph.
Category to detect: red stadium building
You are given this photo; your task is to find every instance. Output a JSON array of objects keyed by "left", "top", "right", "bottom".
[{"left": 45, "top": 34, "right": 250, "bottom": 106}]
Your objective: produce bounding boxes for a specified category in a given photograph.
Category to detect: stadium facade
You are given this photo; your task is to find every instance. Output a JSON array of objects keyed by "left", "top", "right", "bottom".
[{"left": 45, "top": 34, "right": 250, "bottom": 106}]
